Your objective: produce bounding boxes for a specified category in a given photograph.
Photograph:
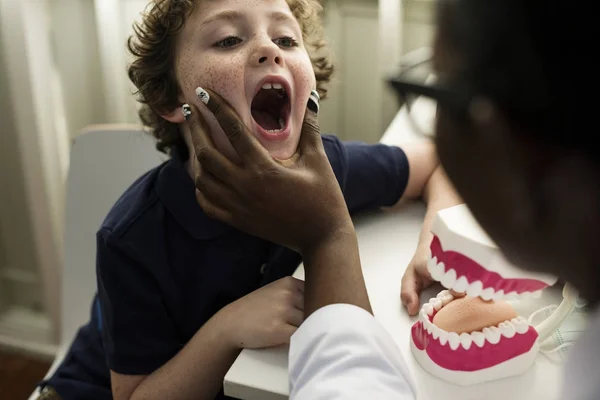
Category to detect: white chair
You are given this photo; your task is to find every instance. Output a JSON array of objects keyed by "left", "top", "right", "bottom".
[{"left": 29, "top": 125, "right": 166, "bottom": 399}]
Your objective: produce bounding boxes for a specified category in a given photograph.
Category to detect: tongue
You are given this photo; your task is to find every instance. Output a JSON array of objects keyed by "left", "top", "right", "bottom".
[{"left": 252, "top": 109, "right": 280, "bottom": 131}]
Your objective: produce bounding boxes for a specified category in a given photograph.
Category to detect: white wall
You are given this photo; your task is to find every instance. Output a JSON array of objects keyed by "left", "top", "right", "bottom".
[
  {"left": 50, "top": 0, "right": 107, "bottom": 139},
  {"left": 0, "top": 0, "right": 69, "bottom": 349}
]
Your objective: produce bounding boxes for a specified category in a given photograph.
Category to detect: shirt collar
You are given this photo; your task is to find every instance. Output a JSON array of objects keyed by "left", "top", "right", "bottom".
[{"left": 155, "top": 149, "right": 232, "bottom": 240}]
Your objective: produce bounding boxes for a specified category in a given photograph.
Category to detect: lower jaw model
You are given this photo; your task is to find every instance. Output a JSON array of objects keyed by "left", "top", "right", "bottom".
[{"left": 410, "top": 204, "right": 559, "bottom": 386}]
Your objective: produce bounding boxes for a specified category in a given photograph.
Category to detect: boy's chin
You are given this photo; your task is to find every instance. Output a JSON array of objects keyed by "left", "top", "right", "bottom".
[
  {"left": 210, "top": 125, "right": 300, "bottom": 162},
  {"left": 261, "top": 138, "right": 300, "bottom": 161}
]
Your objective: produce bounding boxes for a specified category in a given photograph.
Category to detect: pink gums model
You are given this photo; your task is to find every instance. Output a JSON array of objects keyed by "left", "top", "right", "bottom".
[{"left": 410, "top": 204, "right": 558, "bottom": 386}]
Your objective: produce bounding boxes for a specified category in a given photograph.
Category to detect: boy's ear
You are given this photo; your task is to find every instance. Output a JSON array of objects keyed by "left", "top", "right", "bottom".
[{"left": 161, "top": 105, "right": 185, "bottom": 123}]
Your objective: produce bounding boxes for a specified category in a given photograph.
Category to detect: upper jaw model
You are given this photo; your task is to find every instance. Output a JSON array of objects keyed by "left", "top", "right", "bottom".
[{"left": 410, "top": 204, "right": 558, "bottom": 386}]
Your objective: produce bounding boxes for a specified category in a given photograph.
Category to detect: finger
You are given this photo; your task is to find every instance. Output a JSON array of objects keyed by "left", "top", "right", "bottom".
[
  {"left": 400, "top": 266, "right": 424, "bottom": 316},
  {"left": 195, "top": 145, "right": 235, "bottom": 184},
  {"left": 287, "top": 308, "right": 304, "bottom": 327},
  {"left": 291, "top": 277, "right": 305, "bottom": 293},
  {"left": 278, "top": 324, "right": 298, "bottom": 344},
  {"left": 196, "top": 87, "right": 270, "bottom": 165},
  {"left": 194, "top": 184, "right": 235, "bottom": 225},
  {"left": 292, "top": 290, "right": 304, "bottom": 311},
  {"left": 185, "top": 102, "right": 212, "bottom": 150},
  {"left": 195, "top": 170, "right": 240, "bottom": 211},
  {"left": 184, "top": 102, "right": 237, "bottom": 183},
  {"left": 298, "top": 90, "right": 324, "bottom": 153}
]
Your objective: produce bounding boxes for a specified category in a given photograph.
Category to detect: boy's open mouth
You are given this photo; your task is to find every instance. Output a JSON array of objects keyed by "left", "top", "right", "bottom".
[{"left": 251, "top": 81, "right": 291, "bottom": 136}]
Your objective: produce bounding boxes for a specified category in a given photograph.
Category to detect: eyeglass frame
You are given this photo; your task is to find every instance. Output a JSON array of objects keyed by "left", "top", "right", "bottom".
[{"left": 386, "top": 57, "right": 475, "bottom": 136}]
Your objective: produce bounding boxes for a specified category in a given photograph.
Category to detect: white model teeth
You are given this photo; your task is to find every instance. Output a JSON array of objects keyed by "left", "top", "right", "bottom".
[
  {"left": 440, "top": 268, "right": 457, "bottom": 289},
  {"left": 466, "top": 280, "right": 483, "bottom": 298},
  {"left": 429, "top": 298, "right": 443, "bottom": 311},
  {"left": 480, "top": 287, "right": 495, "bottom": 301},
  {"left": 426, "top": 255, "right": 546, "bottom": 302},
  {"left": 453, "top": 276, "right": 469, "bottom": 293},
  {"left": 471, "top": 331, "right": 486, "bottom": 348},
  {"left": 428, "top": 257, "right": 444, "bottom": 281},
  {"left": 447, "top": 332, "right": 460, "bottom": 350},
  {"left": 436, "top": 290, "right": 454, "bottom": 306},
  {"left": 511, "top": 316, "right": 530, "bottom": 334},
  {"left": 493, "top": 289, "right": 505, "bottom": 301},
  {"left": 431, "top": 325, "right": 442, "bottom": 340},
  {"left": 459, "top": 333, "right": 472, "bottom": 350},
  {"left": 423, "top": 303, "right": 434, "bottom": 316},
  {"left": 482, "top": 327, "right": 501, "bottom": 344},
  {"left": 498, "top": 321, "right": 516, "bottom": 338},
  {"left": 418, "top": 295, "right": 532, "bottom": 350}
]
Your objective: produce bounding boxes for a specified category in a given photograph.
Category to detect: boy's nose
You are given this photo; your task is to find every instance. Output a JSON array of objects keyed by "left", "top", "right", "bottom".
[
  {"left": 258, "top": 55, "right": 281, "bottom": 65},
  {"left": 252, "top": 41, "right": 283, "bottom": 67}
]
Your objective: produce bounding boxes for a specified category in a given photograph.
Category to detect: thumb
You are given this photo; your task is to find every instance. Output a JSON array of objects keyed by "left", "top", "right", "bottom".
[{"left": 401, "top": 266, "right": 423, "bottom": 316}]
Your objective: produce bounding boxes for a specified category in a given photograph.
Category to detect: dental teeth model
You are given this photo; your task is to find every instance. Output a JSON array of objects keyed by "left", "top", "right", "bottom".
[{"left": 410, "top": 204, "right": 559, "bottom": 386}]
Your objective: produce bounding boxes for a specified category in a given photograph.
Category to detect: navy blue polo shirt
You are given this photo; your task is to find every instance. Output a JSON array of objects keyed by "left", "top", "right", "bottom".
[{"left": 41, "top": 134, "right": 409, "bottom": 399}]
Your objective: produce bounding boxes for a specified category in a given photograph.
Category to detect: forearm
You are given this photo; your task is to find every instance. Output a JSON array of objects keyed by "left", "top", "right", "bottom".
[
  {"left": 131, "top": 311, "right": 240, "bottom": 400},
  {"left": 419, "top": 166, "right": 463, "bottom": 245},
  {"left": 302, "top": 229, "right": 371, "bottom": 317}
]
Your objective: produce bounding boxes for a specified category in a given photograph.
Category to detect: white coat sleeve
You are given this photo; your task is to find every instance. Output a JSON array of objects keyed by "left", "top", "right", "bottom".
[{"left": 289, "top": 304, "right": 417, "bottom": 400}]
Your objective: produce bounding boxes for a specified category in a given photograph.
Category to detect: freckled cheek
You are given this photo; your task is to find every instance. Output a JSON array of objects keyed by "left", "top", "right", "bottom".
[
  {"left": 178, "top": 55, "right": 246, "bottom": 160},
  {"left": 178, "top": 55, "right": 245, "bottom": 105},
  {"left": 289, "top": 60, "right": 316, "bottom": 124}
]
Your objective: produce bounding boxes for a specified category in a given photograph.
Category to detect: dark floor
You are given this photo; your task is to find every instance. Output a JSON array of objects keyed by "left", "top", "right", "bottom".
[{"left": 0, "top": 351, "right": 51, "bottom": 400}]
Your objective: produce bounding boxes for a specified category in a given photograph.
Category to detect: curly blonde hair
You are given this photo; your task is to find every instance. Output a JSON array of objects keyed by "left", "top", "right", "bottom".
[{"left": 127, "top": 0, "right": 334, "bottom": 156}]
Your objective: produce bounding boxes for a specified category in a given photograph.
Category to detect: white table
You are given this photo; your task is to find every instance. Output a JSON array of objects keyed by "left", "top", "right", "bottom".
[
  {"left": 224, "top": 205, "right": 565, "bottom": 400},
  {"left": 223, "top": 106, "right": 565, "bottom": 400}
]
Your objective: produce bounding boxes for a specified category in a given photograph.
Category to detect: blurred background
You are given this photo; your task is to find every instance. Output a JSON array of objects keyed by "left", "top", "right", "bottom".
[{"left": 0, "top": 0, "right": 434, "bottom": 396}]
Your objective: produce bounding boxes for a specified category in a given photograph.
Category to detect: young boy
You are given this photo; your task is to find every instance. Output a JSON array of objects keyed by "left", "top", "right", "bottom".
[{"left": 37, "top": 0, "right": 459, "bottom": 399}]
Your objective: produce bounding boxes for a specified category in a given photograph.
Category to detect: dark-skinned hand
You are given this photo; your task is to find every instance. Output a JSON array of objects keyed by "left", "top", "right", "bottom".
[{"left": 185, "top": 88, "right": 355, "bottom": 255}]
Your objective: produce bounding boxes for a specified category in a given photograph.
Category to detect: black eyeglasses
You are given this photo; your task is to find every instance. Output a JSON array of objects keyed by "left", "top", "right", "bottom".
[{"left": 387, "top": 58, "right": 473, "bottom": 137}]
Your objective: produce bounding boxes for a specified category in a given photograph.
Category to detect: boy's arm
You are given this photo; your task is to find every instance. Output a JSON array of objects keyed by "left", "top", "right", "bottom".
[
  {"left": 99, "top": 225, "right": 304, "bottom": 400},
  {"left": 389, "top": 140, "right": 464, "bottom": 314},
  {"left": 389, "top": 139, "right": 461, "bottom": 206},
  {"left": 97, "top": 230, "right": 241, "bottom": 400},
  {"left": 111, "top": 308, "right": 240, "bottom": 400},
  {"left": 111, "top": 275, "right": 305, "bottom": 400}
]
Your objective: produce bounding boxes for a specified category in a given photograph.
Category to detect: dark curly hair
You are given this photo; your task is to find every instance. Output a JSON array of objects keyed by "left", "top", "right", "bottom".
[{"left": 127, "top": 0, "right": 334, "bottom": 156}]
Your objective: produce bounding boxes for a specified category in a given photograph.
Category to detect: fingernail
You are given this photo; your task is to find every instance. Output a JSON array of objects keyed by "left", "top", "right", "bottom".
[
  {"left": 182, "top": 104, "right": 192, "bottom": 120},
  {"left": 311, "top": 89, "right": 320, "bottom": 101},
  {"left": 196, "top": 87, "right": 210, "bottom": 105},
  {"left": 307, "top": 90, "right": 320, "bottom": 114}
]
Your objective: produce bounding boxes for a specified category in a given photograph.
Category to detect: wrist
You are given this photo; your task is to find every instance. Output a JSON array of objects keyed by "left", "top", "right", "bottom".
[
  {"left": 302, "top": 224, "right": 357, "bottom": 260},
  {"left": 211, "top": 305, "right": 243, "bottom": 350}
]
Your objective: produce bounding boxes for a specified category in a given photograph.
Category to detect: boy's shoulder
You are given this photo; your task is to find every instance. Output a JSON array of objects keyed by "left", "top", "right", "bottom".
[
  {"left": 98, "top": 149, "right": 233, "bottom": 246},
  {"left": 99, "top": 161, "right": 166, "bottom": 238}
]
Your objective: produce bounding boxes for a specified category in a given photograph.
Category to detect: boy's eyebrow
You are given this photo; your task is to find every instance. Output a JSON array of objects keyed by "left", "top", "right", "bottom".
[
  {"left": 268, "top": 11, "right": 296, "bottom": 24},
  {"left": 199, "top": 10, "right": 296, "bottom": 30},
  {"left": 199, "top": 10, "right": 244, "bottom": 29}
]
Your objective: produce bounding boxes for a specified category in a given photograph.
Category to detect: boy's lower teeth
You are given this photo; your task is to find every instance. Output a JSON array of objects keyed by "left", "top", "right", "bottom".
[{"left": 265, "top": 118, "right": 285, "bottom": 133}]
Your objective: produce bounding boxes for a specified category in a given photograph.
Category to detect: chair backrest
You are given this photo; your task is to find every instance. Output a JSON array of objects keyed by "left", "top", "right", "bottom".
[{"left": 60, "top": 125, "right": 166, "bottom": 344}]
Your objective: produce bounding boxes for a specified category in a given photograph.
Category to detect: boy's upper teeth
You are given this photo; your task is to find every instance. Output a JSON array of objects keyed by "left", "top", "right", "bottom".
[{"left": 262, "top": 82, "right": 284, "bottom": 90}]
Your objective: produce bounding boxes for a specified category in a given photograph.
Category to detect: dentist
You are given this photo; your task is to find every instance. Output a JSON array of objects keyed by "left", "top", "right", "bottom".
[{"left": 187, "top": 1, "right": 598, "bottom": 399}]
